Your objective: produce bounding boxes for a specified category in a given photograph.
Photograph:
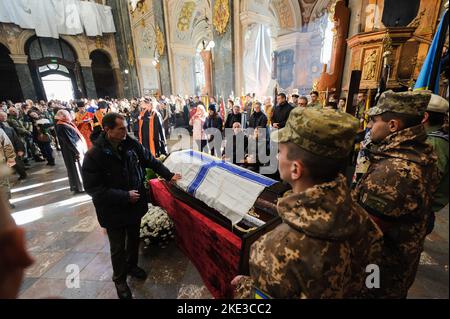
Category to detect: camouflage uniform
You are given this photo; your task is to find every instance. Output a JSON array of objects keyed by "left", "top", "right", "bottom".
[
  {"left": 307, "top": 101, "right": 322, "bottom": 109},
  {"left": 235, "top": 108, "right": 383, "bottom": 299},
  {"left": 425, "top": 94, "right": 449, "bottom": 212},
  {"left": 352, "top": 90, "right": 439, "bottom": 299}
]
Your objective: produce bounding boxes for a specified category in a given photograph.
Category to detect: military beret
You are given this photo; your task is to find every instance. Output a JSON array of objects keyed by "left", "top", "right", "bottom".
[
  {"left": 368, "top": 90, "right": 432, "bottom": 117},
  {"left": 271, "top": 107, "right": 359, "bottom": 159},
  {"left": 427, "top": 94, "right": 449, "bottom": 114}
]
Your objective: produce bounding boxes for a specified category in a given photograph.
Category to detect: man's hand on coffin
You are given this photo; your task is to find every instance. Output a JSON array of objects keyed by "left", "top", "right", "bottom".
[
  {"left": 128, "top": 190, "right": 140, "bottom": 203},
  {"left": 272, "top": 123, "right": 279, "bottom": 129},
  {"left": 171, "top": 174, "right": 182, "bottom": 182}
]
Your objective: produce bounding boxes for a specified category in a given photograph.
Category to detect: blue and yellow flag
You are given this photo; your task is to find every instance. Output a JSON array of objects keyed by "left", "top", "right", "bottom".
[{"left": 415, "top": 9, "right": 449, "bottom": 93}]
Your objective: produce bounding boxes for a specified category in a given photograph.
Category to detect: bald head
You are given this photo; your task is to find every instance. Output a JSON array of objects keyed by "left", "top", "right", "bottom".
[
  {"left": 0, "top": 112, "right": 7, "bottom": 122},
  {"left": 7, "top": 107, "right": 18, "bottom": 117}
]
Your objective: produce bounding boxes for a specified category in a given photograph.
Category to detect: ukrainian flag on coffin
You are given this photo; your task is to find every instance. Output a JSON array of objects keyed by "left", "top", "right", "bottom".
[
  {"left": 414, "top": 9, "right": 449, "bottom": 94},
  {"left": 163, "top": 150, "right": 277, "bottom": 225}
]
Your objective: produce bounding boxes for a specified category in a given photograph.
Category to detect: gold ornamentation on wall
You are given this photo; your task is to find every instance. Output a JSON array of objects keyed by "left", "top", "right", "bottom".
[
  {"left": 213, "top": 0, "right": 230, "bottom": 35},
  {"left": 127, "top": 44, "right": 135, "bottom": 67},
  {"left": 95, "top": 36, "right": 103, "bottom": 49},
  {"left": 275, "top": 0, "right": 294, "bottom": 29},
  {"left": 312, "top": 80, "right": 319, "bottom": 91},
  {"left": 130, "top": 0, "right": 148, "bottom": 18},
  {"left": 362, "top": 50, "right": 378, "bottom": 80},
  {"left": 155, "top": 25, "right": 165, "bottom": 57},
  {"left": 409, "top": 9, "right": 426, "bottom": 28},
  {"left": 177, "top": 2, "right": 196, "bottom": 32}
]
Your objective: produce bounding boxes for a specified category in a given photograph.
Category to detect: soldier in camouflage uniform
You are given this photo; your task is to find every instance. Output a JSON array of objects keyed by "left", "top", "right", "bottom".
[
  {"left": 233, "top": 108, "right": 383, "bottom": 299},
  {"left": 352, "top": 90, "right": 439, "bottom": 299}
]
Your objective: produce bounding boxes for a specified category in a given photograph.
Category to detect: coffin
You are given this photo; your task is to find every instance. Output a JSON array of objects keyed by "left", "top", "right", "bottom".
[{"left": 161, "top": 150, "right": 290, "bottom": 274}]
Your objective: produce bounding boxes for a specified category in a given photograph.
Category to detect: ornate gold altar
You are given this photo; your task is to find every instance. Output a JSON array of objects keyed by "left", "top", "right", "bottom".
[{"left": 346, "top": 0, "right": 446, "bottom": 92}]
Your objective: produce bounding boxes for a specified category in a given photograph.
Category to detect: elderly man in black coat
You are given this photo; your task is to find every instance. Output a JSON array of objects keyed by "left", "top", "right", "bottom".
[
  {"left": 55, "top": 110, "right": 87, "bottom": 194},
  {"left": 82, "top": 113, "right": 181, "bottom": 299},
  {"left": 248, "top": 102, "right": 268, "bottom": 129}
]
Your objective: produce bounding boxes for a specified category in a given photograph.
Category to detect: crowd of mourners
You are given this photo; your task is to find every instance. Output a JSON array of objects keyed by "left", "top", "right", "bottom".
[{"left": 0, "top": 88, "right": 448, "bottom": 300}]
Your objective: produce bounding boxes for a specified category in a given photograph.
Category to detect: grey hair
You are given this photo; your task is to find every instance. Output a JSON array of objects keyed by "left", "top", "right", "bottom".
[{"left": 55, "top": 109, "right": 72, "bottom": 121}]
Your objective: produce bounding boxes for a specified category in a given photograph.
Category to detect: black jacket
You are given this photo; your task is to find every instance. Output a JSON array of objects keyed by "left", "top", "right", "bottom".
[
  {"left": 225, "top": 113, "right": 242, "bottom": 128},
  {"left": 0, "top": 123, "right": 25, "bottom": 152},
  {"left": 203, "top": 114, "right": 223, "bottom": 131},
  {"left": 82, "top": 133, "right": 174, "bottom": 228},
  {"left": 271, "top": 101, "right": 294, "bottom": 128},
  {"left": 248, "top": 111, "right": 268, "bottom": 129}
]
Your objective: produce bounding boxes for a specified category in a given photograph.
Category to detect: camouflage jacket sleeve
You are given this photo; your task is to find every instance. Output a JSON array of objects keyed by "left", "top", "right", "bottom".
[
  {"left": 427, "top": 137, "right": 448, "bottom": 178},
  {"left": 353, "top": 158, "right": 435, "bottom": 220},
  {"left": 234, "top": 276, "right": 253, "bottom": 299}
]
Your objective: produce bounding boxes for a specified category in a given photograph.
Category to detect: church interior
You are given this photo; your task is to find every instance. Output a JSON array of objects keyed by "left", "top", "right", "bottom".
[{"left": 0, "top": 0, "right": 448, "bottom": 301}]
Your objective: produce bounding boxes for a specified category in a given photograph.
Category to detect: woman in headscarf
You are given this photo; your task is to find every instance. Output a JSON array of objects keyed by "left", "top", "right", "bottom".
[
  {"left": 189, "top": 104, "right": 207, "bottom": 152},
  {"left": 55, "top": 110, "right": 88, "bottom": 194}
]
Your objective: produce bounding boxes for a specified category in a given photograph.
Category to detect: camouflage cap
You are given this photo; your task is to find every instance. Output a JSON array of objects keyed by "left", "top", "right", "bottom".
[
  {"left": 271, "top": 108, "right": 359, "bottom": 159},
  {"left": 368, "top": 90, "right": 432, "bottom": 117}
]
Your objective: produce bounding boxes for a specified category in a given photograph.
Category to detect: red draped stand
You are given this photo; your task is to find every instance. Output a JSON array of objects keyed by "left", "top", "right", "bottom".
[{"left": 149, "top": 179, "right": 241, "bottom": 299}]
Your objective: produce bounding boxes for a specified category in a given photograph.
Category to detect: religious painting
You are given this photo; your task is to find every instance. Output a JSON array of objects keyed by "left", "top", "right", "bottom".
[
  {"left": 213, "top": 0, "right": 230, "bottom": 35},
  {"left": 276, "top": 49, "right": 295, "bottom": 89},
  {"left": 130, "top": 0, "right": 148, "bottom": 18}
]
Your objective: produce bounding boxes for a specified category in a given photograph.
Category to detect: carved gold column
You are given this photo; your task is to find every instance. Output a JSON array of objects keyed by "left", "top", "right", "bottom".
[{"left": 200, "top": 50, "right": 213, "bottom": 96}]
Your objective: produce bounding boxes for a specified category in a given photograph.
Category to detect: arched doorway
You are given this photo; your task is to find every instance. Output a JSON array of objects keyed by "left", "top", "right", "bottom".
[
  {"left": 90, "top": 50, "right": 117, "bottom": 99},
  {"left": 0, "top": 44, "right": 23, "bottom": 102},
  {"left": 25, "top": 36, "right": 83, "bottom": 101}
]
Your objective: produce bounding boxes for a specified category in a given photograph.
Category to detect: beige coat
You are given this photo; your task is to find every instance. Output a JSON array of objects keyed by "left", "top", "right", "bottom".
[{"left": 0, "top": 128, "right": 15, "bottom": 164}]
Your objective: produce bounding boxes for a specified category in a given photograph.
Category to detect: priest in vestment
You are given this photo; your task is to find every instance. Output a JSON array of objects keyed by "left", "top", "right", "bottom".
[
  {"left": 138, "top": 98, "right": 168, "bottom": 157},
  {"left": 74, "top": 102, "right": 94, "bottom": 149},
  {"left": 90, "top": 101, "right": 108, "bottom": 143}
]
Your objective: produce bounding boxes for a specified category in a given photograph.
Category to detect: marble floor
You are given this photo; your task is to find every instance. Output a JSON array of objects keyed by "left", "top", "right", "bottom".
[
  {"left": 11, "top": 151, "right": 211, "bottom": 299},
  {"left": 9, "top": 150, "right": 449, "bottom": 299}
]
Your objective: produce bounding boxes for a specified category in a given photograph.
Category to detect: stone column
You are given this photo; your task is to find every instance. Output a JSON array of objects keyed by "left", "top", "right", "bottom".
[
  {"left": 108, "top": 0, "right": 141, "bottom": 97},
  {"left": 112, "top": 66, "right": 125, "bottom": 98},
  {"left": 9, "top": 54, "right": 37, "bottom": 100},
  {"left": 200, "top": 50, "right": 213, "bottom": 96},
  {"left": 212, "top": 0, "right": 235, "bottom": 97},
  {"left": 152, "top": 0, "right": 172, "bottom": 96},
  {"left": 78, "top": 58, "right": 97, "bottom": 99}
]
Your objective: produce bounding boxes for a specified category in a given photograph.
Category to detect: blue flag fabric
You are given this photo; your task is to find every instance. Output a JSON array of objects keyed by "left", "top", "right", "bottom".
[{"left": 415, "top": 9, "right": 449, "bottom": 93}]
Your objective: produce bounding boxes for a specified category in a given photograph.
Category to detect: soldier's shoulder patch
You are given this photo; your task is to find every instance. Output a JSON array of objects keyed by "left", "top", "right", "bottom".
[
  {"left": 253, "top": 286, "right": 272, "bottom": 299},
  {"left": 361, "top": 192, "right": 389, "bottom": 214}
]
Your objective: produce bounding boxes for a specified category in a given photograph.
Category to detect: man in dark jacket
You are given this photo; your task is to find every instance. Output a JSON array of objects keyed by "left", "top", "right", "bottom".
[
  {"left": 271, "top": 93, "right": 294, "bottom": 129},
  {"left": 82, "top": 113, "right": 181, "bottom": 299},
  {"left": 225, "top": 104, "right": 242, "bottom": 128},
  {"left": 248, "top": 102, "right": 268, "bottom": 129},
  {"left": 203, "top": 104, "right": 223, "bottom": 156}
]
